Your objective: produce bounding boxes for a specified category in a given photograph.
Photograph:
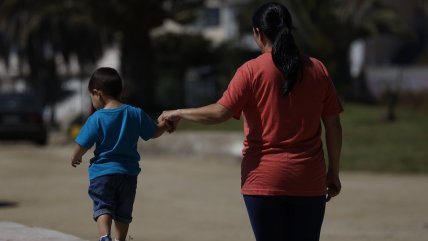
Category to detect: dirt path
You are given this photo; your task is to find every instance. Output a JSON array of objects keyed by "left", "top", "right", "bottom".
[{"left": 0, "top": 139, "right": 427, "bottom": 241}]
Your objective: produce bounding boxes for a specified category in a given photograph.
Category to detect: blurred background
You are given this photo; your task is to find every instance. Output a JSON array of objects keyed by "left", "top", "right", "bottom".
[
  {"left": 0, "top": 1, "right": 428, "bottom": 240},
  {"left": 0, "top": 0, "right": 427, "bottom": 172}
]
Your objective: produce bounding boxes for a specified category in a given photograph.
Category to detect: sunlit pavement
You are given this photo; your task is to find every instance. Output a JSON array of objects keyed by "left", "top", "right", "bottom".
[{"left": 1, "top": 131, "right": 428, "bottom": 241}]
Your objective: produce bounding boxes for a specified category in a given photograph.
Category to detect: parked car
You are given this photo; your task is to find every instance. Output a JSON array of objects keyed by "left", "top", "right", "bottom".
[{"left": 0, "top": 92, "right": 48, "bottom": 145}]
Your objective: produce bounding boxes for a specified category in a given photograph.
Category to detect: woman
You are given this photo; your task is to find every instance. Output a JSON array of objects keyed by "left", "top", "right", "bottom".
[{"left": 159, "top": 2, "right": 343, "bottom": 241}]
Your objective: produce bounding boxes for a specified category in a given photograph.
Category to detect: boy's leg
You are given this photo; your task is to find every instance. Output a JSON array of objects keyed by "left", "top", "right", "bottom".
[
  {"left": 114, "top": 175, "right": 138, "bottom": 241},
  {"left": 114, "top": 220, "right": 129, "bottom": 241},
  {"left": 88, "top": 175, "right": 118, "bottom": 241},
  {"left": 97, "top": 214, "right": 112, "bottom": 239}
]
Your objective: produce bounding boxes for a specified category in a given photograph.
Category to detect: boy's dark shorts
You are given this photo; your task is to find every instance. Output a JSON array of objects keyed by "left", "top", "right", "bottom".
[{"left": 88, "top": 174, "right": 138, "bottom": 224}]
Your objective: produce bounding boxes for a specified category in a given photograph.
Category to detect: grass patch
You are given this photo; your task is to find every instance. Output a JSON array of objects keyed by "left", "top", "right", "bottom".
[
  {"left": 175, "top": 103, "right": 428, "bottom": 173},
  {"left": 340, "top": 103, "right": 428, "bottom": 173}
]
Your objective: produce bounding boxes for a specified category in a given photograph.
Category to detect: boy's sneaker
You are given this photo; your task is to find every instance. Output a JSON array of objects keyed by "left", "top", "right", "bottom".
[{"left": 99, "top": 235, "right": 112, "bottom": 241}]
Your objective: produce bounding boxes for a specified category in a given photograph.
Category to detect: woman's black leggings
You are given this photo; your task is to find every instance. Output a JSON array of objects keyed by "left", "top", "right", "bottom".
[{"left": 243, "top": 195, "right": 326, "bottom": 241}]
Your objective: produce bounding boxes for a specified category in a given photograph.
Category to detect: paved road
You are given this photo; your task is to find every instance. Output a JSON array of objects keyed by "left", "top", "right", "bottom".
[{"left": 1, "top": 133, "right": 428, "bottom": 241}]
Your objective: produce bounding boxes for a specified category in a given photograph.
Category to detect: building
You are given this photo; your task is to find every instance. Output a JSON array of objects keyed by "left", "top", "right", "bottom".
[
  {"left": 153, "top": 0, "right": 248, "bottom": 45},
  {"left": 349, "top": 0, "right": 428, "bottom": 98}
]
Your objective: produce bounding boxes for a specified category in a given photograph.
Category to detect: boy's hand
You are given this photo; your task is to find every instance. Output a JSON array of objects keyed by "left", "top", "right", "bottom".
[
  {"left": 71, "top": 157, "right": 82, "bottom": 167},
  {"left": 158, "top": 110, "right": 181, "bottom": 133},
  {"left": 159, "top": 119, "right": 179, "bottom": 133},
  {"left": 70, "top": 144, "right": 88, "bottom": 168},
  {"left": 166, "top": 120, "right": 179, "bottom": 133}
]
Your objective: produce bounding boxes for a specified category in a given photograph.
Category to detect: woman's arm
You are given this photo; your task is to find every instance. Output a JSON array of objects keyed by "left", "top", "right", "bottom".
[
  {"left": 322, "top": 115, "right": 342, "bottom": 201},
  {"left": 160, "top": 103, "right": 233, "bottom": 125}
]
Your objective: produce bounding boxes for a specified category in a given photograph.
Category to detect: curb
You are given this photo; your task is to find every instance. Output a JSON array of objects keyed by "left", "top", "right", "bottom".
[{"left": 0, "top": 222, "right": 87, "bottom": 241}]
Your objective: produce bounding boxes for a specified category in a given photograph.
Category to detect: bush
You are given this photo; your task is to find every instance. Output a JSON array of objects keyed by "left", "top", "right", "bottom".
[{"left": 398, "top": 91, "right": 428, "bottom": 112}]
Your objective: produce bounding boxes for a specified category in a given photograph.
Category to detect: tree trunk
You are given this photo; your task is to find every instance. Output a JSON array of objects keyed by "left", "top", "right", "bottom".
[{"left": 120, "top": 31, "right": 157, "bottom": 112}]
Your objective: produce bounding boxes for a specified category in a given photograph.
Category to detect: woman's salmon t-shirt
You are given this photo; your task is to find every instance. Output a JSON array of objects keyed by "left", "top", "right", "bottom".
[{"left": 217, "top": 53, "right": 343, "bottom": 196}]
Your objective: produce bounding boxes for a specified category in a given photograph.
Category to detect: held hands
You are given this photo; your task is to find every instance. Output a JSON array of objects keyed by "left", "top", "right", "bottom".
[
  {"left": 158, "top": 110, "right": 182, "bottom": 133},
  {"left": 326, "top": 172, "right": 341, "bottom": 202},
  {"left": 158, "top": 119, "right": 179, "bottom": 134}
]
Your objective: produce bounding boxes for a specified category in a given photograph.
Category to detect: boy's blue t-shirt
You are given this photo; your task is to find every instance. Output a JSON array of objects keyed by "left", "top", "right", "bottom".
[{"left": 75, "top": 104, "right": 157, "bottom": 180}]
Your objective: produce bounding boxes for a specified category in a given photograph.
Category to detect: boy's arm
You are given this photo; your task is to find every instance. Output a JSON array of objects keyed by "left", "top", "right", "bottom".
[
  {"left": 71, "top": 144, "right": 89, "bottom": 167},
  {"left": 151, "top": 120, "right": 175, "bottom": 138}
]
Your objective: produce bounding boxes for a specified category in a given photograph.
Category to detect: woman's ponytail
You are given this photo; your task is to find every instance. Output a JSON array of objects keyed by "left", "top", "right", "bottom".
[
  {"left": 272, "top": 27, "right": 300, "bottom": 96},
  {"left": 252, "top": 2, "right": 301, "bottom": 96}
]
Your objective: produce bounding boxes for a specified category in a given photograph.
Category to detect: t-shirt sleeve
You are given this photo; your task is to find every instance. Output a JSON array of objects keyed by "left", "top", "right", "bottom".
[
  {"left": 139, "top": 109, "right": 157, "bottom": 141},
  {"left": 75, "top": 115, "right": 98, "bottom": 149},
  {"left": 217, "top": 65, "right": 251, "bottom": 119},
  {"left": 320, "top": 63, "right": 344, "bottom": 117}
]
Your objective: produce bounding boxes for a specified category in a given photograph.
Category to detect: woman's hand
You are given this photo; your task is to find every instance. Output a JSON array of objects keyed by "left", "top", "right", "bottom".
[
  {"left": 159, "top": 110, "right": 181, "bottom": 122},
  {"left": 158, "top": 110, "right": 181, "bottom": 133},
  {"left": 326, "top": 172, "right": 341, "bottom": 202}
]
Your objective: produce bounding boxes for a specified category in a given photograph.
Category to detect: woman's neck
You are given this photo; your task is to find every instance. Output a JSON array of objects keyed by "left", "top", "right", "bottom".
[{"left": 261, "top": 43, "right": 272, "bottom": 53}]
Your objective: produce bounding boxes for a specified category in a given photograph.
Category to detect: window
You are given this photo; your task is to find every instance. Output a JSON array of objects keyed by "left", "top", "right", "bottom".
[{"left": 201, "top": 7, "right": 220, "bottom": 27}]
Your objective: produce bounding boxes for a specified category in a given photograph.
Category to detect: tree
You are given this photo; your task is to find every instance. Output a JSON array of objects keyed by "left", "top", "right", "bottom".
[
  {"left": 153, "top": 32, "right": 213, "bottom": 108},
  {"left": 0, "top": 0, "right": 103, "bottom": 125},
  {"left": 85, "top": 0, "right": 204, "bottom": 111},
  {"left": 0, "top": 0, "right": 205, "bottom": 114}
]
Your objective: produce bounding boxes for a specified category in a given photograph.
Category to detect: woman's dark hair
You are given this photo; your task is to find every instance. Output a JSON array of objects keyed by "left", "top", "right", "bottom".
[
  {"left": 88, "top": 67, "right": 123, "bottom": 98},
  {"left": 252, "top": 2, "right": 301, "bottom": 95}
]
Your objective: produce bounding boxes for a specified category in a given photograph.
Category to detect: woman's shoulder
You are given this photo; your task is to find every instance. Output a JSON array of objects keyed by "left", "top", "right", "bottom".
[
  {"left": 239, "top": 52, "right": 273, "bottom": 73},
  {"left": 247, "top": 52, "right": 272, "bottom": 65},
  {"left": 300, "top": 54, "right": 330, "bottom": 75},
  {"left": 302, "top": 54, "right": 327, "bottom": 69}
]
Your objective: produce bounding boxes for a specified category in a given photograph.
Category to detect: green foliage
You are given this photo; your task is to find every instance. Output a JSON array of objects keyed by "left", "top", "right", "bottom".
[
  {"left": 0, "top": 0, "right": 103, "bottom": 110},
  {"left": 0, "top": 0, "right": 205, "bottom": 111},
  {"left": 0, "top": 0, "right": 103, "bottom": 72},
  {"left": 154, "top": 33, "right": 213, "bottom": 68},
  {"left": 398, "top": 92, "right": 428, "bottom": 111},
  {"left": 177, "top": 103, "right": 428, "bottom": 173},
  {"left": 340, "top": 103, "right": 428, "bottom": 173},
  {"left": 153, "top": 32, "right": 214, "bottom": 108}
]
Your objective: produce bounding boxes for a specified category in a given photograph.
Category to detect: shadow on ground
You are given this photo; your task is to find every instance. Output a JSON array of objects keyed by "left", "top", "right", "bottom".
[{"left": 0, "top": 200, "right": 18, "bottom": 208}]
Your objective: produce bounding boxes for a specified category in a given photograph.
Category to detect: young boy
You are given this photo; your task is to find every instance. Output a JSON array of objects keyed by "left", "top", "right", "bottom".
[{"left": 70, "top": 67, "right": 171, "bottom": 241}]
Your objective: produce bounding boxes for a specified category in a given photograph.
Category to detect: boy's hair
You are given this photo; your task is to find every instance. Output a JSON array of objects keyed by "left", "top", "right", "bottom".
[{"left": 88, "top": 67, "right": 123, "bottom": 98}]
